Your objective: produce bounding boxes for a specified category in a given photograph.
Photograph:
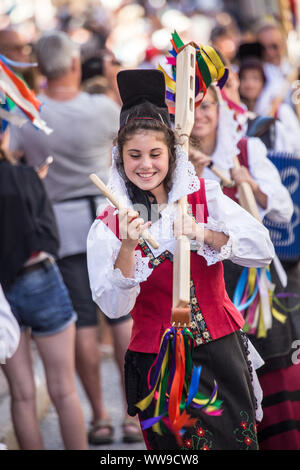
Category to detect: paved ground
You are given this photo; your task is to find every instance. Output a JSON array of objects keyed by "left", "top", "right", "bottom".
[{"left": 40, "top": 356, "right": 146, "bottom": 451}]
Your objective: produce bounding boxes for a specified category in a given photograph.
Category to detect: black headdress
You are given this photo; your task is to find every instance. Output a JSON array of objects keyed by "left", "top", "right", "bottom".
[{"left": 117, "top": 69, "right": 172, "bottom": 129}]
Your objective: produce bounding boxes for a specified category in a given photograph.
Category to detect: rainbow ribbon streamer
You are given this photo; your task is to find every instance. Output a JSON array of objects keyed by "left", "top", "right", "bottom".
[
  {"left": 136, "top": 326, "right": 222, "bottom": 445},
  {"left": 233, "top": 266, "right": 287, "bottom": 338},
  {"left": 158, "top": 30, "right": 228, "bottom": 115},
  {"left": 0, "top": 54, "right": 52, "bottom": 134}
]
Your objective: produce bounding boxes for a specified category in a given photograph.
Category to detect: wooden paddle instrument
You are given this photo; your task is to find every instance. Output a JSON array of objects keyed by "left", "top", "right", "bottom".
[
  {"left": 89, "top": 173, "right": 159, "bottom": 250},
  {"left": 171, "top": 45, "right": 196, "bottom": 327}
]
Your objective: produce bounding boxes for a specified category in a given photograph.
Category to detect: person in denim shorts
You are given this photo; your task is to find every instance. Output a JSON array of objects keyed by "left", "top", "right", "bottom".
[{"left": 0, "top": 147, "right": 87, "bottom": 450}]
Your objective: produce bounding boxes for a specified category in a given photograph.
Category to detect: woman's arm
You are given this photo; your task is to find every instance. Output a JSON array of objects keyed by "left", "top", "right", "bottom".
[
  {"left": 201, "top": 179, "right": 275, "bottom": 267},
  {"left": 247, "top": 137, "right": 294, "bottom": 223},
  {"left": 230, "top": 165, "right": 268, "bottom": 209},
  {"left": 87, "top": 210, "right": 152, "bottom": 319}
]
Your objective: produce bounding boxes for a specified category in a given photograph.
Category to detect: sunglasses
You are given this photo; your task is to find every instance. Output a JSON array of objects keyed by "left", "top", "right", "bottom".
[{"left": 262, "top": 43, "right": 280, "bottom": 51}]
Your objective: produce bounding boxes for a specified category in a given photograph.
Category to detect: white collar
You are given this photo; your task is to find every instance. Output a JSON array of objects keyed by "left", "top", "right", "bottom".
[{"left": 211, "top": 101, "right": 244, "bottom": 170}]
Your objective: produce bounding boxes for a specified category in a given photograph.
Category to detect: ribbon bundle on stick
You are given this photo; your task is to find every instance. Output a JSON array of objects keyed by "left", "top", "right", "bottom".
[
  {"left": 136, "top": 33, "right": 227, "bottom": 445},
  {"left": 158, "top": 30, "right": 228, "bottom": 115},
  {"left": 136, "top": 327, "right": 222, "bottom": 445}
]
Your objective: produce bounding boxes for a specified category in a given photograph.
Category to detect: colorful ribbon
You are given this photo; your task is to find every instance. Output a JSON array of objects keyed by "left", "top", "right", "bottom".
[
  {"left": 158, "top": 31, "right": 228, "bottom": 115},
  {"left": 0, "top": 55, "right": 52, "bottom": 134},
  {"left": 136, "top": 326, "right": 223, "bottom": 445},
  {"left": 233, "top": 266, "right": 288, "bottom": 337}
]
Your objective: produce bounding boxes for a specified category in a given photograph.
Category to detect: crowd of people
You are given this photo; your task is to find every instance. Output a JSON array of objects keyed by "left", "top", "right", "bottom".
[{"left": 1, "top": 0, "right": 300, "bottom": 451}]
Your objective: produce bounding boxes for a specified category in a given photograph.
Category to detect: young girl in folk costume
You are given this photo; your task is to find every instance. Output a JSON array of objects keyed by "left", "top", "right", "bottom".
[
  {"left": 87, "top": 69, "right": 274, "bottom": 450},
  {"left": 190, "top": 86, "right": 300, "bottom": 450}
]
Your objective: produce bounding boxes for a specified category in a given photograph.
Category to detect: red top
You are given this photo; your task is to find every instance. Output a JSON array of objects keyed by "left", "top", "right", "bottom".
[{"left": 97, "top": 179, "right": 244, "bottom": 353}]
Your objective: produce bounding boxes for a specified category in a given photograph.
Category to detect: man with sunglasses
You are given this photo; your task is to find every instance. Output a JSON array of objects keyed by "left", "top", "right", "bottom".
[{"left": 255, "top": 22, "right": 294, "bottom": 116}]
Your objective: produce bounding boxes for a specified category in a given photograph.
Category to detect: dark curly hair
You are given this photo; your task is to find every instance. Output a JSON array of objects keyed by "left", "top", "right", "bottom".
[{"left": 115, "top": 117, "right": 177, "bottom": 195}]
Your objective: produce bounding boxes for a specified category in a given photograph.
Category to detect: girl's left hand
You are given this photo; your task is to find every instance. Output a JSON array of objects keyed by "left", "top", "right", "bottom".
[{"left": 173, "top": 213, "right": 203, "bottom": 241}]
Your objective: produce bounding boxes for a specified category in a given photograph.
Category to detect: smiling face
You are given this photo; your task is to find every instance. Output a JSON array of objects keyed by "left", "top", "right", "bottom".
[
  {"left": 191, "top": 88, "right": 219, "bottom": 140},
  {"left": 122, "top": 130, "right": 169, "bottom": 193}
]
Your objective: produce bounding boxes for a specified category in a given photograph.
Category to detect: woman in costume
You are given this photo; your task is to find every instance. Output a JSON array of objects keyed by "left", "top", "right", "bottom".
[
  {"left": 238, "top": 57, "right": 300, "bottom": 154},
  {"left": 190, "top": 85, "right": 300, "bottom": 450},
  {"left": 87, "top": 69, "right": 274, "bottom": 450}
]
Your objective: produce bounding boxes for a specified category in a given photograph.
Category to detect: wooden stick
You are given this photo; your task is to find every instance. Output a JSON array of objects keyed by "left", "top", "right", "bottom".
[
  {"left": 231, "top": 159, "right": 287, "bottom": 286},
  {"left": 207, "top": 163, "right": 234, "bottom": 187},
  {"left": 171, "top": 45, "right": 196, "bottom": 324},
  {"left": 89, "top": 173, "right": 159, "bottom": 249},
  {"left": 233, "top": 157, "right": 261, "bottom": 222}
]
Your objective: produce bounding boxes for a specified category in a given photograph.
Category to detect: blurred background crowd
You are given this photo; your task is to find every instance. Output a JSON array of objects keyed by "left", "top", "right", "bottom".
[
  {"left": 0, "top": 1, "right": 299, "bottom": 89},
  {"left": 2, "top": 0, "right": 300, "bottom": 128}
]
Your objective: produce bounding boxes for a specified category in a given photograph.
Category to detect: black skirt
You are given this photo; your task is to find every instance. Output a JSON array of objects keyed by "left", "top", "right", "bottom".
[{"left": 124, "top": 330, "right": 258, "bottom": 450}]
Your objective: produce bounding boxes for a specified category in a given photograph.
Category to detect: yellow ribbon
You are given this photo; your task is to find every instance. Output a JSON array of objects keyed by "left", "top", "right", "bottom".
[
  {"left": 201, "top": 46, "right": 225, "bottom": 80},
  {"left": 158, "top": 64, "right": 176, "bottom": 92},
  {"left": 257, "top": 304, "right": 267, "bottom": 338}
]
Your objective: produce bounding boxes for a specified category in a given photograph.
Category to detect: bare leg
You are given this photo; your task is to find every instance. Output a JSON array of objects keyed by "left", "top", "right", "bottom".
[
  {"left": 110, "top": 318, "right": 132, "bottom": 404},
  {"left": 1, "top": 329, "right": 44, "bottom": 450},
  {"left": 110, "top": 318, "right": 142, "bottom": 441},
  {"left": 75, "top": 326, "right": 110, "bottom": 439},
  {"left": 34, "top": 323, "right": 88, "bottom": 450}
]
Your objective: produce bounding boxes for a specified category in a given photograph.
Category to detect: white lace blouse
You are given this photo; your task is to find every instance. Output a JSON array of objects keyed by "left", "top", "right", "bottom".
[{"left": 87, "top": 178, "right": 275, "bottom": 319}]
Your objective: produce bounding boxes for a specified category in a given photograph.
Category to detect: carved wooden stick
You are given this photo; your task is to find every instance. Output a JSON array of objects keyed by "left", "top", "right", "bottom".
[{"left": 171, "top": 45, "right": 196, "bottom": 326}]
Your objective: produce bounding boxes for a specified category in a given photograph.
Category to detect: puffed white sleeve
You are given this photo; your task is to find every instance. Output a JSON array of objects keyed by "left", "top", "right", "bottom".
[
  {"left": 277, "top": 104, "right": 300, "bottom": 155},
  {"left": 87, "top": 218, "right": 153, "bottom": 319},
  {"left": 0, "top": 285, "right": 20, "bottom": 363},
  {"left": 247, "top": 137, "right": 294, "bottom": 223},
  {"left": 194, "top": 179, "right": 275, "bottom": 267}
]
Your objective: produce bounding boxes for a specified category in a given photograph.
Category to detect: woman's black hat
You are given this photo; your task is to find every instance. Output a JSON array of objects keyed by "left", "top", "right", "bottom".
[{"left": 117, "top": 69, "right": 172, "bottom": 128}]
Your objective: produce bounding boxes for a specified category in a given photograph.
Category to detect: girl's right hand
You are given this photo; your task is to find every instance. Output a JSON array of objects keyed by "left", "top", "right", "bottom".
[
  {"left": 119, "top": 208, "right": 152, "bottom": 250},
  {"left": 189, "top": 147, "right": 211, "bottom": 176}
]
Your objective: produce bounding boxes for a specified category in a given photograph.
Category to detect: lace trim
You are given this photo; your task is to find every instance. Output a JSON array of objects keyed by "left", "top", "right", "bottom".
[
  {"left": 168, "top": 145, "right": 200, "bottom": 203},
  {"left": 239, "top": 330, "right": 266, "bottom": 422},
  {"left": 110, "top": 246, "right": 139, "bottom": 288},
  {"left": 194, "top": 216, "right": 233, "bottom": 265},
  {"left": 110, "top": 267, "right": 139, "bottom": 289},
  {"left": 134, "top": 250, "right": 153, "bottom": 283}
]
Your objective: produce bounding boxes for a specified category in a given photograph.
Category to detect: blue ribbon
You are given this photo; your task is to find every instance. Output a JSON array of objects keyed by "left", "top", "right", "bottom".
[
  {"left": 0, "top": 54, "right": 37, "bottom": 69},
  {"left": 233, "top": 267, "right": 260, "bottom": 312},
  {"left": 186, "top": 365, "right": 202, "bottom": 407}
]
